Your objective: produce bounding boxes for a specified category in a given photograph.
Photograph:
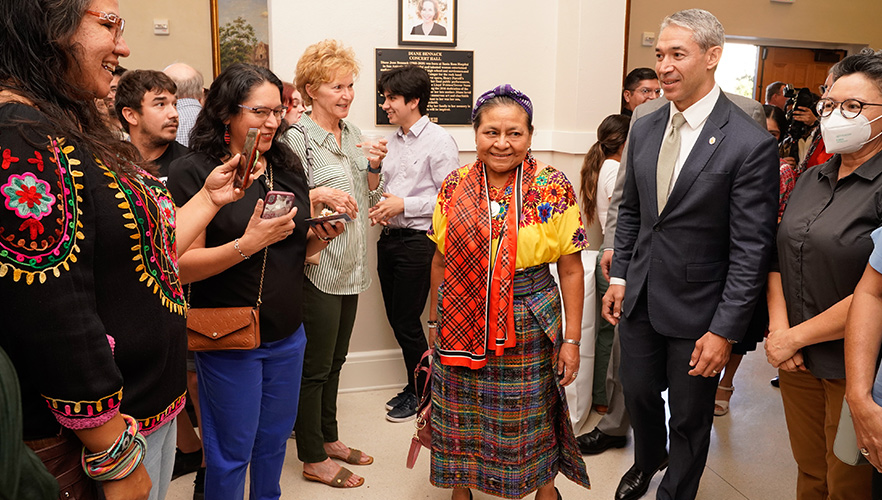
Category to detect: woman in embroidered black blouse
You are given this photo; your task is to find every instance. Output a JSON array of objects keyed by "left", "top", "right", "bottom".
[{"left": 0, "top": 1, "right": 256, "bottom": 499}]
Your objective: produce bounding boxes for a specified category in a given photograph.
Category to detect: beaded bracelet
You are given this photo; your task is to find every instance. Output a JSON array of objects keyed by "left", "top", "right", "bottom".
[
  {"left": 234, "top": 238, "right": 250, "bottom": 259},
  {"left": 81, "top": 414, "right": 147, "bottom": 481}
]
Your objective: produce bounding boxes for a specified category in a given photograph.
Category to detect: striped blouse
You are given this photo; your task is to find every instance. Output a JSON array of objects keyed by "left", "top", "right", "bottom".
[{"left": 282, "top": 112, "right": 384, "bottom": 295}]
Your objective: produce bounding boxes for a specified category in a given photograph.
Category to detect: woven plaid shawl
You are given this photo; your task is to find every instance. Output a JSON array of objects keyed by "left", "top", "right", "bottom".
[{"left": 439, "top": 156, "right": 537, "bottom": 369}]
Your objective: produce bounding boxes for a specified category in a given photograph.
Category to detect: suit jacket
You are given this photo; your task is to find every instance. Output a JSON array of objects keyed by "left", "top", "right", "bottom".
[
  {"left": 602, "top": 93, "right": 765, "bottom": 250},
  {"left": 609, "top": 93, "right": 779, "bottom": 341}
]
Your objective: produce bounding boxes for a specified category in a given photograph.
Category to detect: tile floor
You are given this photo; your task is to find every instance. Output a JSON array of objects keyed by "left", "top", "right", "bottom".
[{"left": 167, "top": 350, "right": 796, "bottom": 499}]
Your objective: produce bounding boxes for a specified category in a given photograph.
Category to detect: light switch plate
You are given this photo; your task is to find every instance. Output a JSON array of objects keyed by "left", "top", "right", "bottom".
[
  {"left": 642, "top": 32, "right": 656, "bottom": 47},
  {"left": 154, "top": 19, "right": 169, "bottom": 36}
]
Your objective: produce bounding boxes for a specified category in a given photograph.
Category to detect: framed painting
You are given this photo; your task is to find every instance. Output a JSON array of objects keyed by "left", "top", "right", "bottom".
[
  {"left": 210, "top": 0, "right": 270, "bottom": 77},
  {"left": 398, "top": 0, "right": 457, "bottom": 47}
]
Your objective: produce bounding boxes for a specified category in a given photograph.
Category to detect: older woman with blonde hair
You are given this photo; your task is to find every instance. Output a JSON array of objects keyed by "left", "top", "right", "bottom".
[{"left": 282, "top": 39, "right": 385, "bottom": 489}]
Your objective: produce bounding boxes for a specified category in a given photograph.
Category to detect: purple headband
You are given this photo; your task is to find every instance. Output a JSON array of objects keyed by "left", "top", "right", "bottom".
[{"left": 471, "top": 84, "right": 533, "bottom": 123}]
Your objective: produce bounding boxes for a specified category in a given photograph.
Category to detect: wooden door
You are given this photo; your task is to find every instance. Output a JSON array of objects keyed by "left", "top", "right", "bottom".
[{"left": 755, "top": 47, "right": 845, "bottom": 101}]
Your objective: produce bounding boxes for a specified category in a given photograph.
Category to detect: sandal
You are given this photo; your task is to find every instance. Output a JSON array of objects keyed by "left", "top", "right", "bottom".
[
  {"left": 303, "top": 467, "right": 364, "bottom": 488},
  {"left": 328, "top": 447, "right": 373, "bottom": 465},
  {"left": 714, "top": 385, "right": 734, "bottom": 416}
]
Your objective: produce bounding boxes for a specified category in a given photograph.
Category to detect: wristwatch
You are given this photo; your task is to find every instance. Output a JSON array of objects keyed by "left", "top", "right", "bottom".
[{"left": 367, "top": 161, "right": 382, "bottom": 174}]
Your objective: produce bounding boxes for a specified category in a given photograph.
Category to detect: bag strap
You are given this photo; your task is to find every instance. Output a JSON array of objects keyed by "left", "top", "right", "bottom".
[
  {"left": 289, "top": 123, "right": 316, "bottom": 189},
  {"left": 414, "top": 349, "right": 433, "bottom": 406},
  {"left": 187, "top": 164, "right": 272, "bottom": 309}
]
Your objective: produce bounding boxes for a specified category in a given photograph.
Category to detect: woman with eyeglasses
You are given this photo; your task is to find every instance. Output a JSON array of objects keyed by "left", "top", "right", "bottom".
[
  {"left": 280, "top": 39, "right": 385, "bottom": 489},
  {"left": 0, "top": 2, "right": 263, "bottom": 500},
  {"left": 764, "top": 49, "right": 882, "bottom": 500},
  {"left": 166, "top": 63, "right": 344, "bottom": 500}
]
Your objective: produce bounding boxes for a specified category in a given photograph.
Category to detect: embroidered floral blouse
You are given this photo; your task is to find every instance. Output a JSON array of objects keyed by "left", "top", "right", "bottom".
[
  {"left": 0, "top": 103, "right": 186, "bottom": 439},
  {"left": 429, "top": 163, "right": 588, "bottom": 265}
]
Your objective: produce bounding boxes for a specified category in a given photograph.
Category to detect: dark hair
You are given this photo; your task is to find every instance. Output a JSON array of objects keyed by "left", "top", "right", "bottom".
[
  {"left": 765, "top": 81, "right": 785, "bottom": 104},
  {"left": 0, "top": 0, "right": 139, "bottom": 173},
  {"left": 114, "top": 70, "right": 177, "bottom": 133},
  {"left": 112, "top": 65, "right": 128, "bottom": 77},
  {"left": 831, "top": 48, "right": 882, "bottom": 95},
  {"left": 580, "top": 114, "right": 629, "bottom": 222},
  {"left": 762, "top": 104, "right": 787, "bottom": 143},
  {"left": 472, "top": 96, "right": 534, "bottom": 133},
  {"left": 377, "top": 65, "right": 431, "bottom": 116},
  {"left": 621, "top": 67, "right": 658, "bottom": 113},
  {"left": 189, "top": 63, "right": 302, "bottom": 174}
]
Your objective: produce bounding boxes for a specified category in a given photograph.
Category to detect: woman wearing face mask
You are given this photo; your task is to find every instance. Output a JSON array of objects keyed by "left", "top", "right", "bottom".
[{"left": 764, "top": 49, "right": 882, "bottom": 500}]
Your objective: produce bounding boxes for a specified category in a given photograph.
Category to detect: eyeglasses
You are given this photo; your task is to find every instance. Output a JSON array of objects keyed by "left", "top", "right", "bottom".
[
  {"left": 238, "top": 104, "right": 286, "bottom": 121},
  {"left": 85, "top": 10, "right": 125, "bottom": 43},
  {"left": 816, "top": 98, "right": 882, "bottom": 119},
  {"left": 633, "top": 87, "right": 662, "bottom": 97}
]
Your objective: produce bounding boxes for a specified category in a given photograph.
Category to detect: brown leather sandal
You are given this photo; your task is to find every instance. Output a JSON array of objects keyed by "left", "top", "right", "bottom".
[{"left": 302, "top": 467, "right": 364, "bottom": 488}]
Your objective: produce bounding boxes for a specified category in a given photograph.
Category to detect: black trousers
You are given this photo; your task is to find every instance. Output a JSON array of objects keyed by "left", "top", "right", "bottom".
[
  {"left": 619, "top": 291, "right": 719, "bottom": 500},
  {"left": 377, "top": 229, "right": 435, "bottom": 394}
]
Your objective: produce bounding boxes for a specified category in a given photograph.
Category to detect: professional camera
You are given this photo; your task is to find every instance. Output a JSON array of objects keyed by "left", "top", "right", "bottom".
[{"left": 779, "top": 84, "right": 819, "bottom": 159}]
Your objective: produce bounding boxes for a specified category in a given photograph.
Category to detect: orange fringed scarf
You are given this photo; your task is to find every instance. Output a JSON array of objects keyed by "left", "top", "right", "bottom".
[{"left": 438, "top": 156, "right": 537, "bottom": 369}]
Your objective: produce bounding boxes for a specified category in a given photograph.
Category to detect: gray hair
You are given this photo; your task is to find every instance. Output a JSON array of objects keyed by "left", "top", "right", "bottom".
[
  {"left": 163, "top": 63, "right": 204, "bottom": 100},
  {"left": 660, "top": 9, "right": 725, "bottom": 52}
]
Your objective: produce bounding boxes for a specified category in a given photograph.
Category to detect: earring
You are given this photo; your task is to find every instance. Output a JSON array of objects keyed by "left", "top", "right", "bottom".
[{"left": 224, "top": 124, "right": 231, "bottom": 145}]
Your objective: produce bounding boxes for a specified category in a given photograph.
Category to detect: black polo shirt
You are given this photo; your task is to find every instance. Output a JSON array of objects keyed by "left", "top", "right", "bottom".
[
  {"left": 776, "top": 150, "right": 882, "bottom": 378},
  {"left": 154, "top": 140, "right": 190, "bottom": 182}
]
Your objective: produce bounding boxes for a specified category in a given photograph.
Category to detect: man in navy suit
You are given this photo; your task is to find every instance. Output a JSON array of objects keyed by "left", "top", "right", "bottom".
[{"left": 602, "top": 9, "right": 779, "bottom": 500}]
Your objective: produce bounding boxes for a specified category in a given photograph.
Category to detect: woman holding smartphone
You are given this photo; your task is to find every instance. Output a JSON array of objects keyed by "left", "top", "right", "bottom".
[{"left": 167, "top": 63, "right": 343, "bottom": 500}]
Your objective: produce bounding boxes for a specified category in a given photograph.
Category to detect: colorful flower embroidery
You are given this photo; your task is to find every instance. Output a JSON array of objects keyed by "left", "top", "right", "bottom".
[
  {"left": 0, "top": 137, "right": 84, "bottom": 285},
  {"left": 537, "top": 202, "right": 554, "bottom": 223},
  {"left": 101, "top": 163, "right": 185, "bottom": 315},
  {"left": 1, "top": 149, "right": 19, "bottom": 170},
  {"left": 572, "top": 227, "right": 588, "bottom": 249},
  {"left": 2, "top": 172, "right": 56, "bottom": 219}
]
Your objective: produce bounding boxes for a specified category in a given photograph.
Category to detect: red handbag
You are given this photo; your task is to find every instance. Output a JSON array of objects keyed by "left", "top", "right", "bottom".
[{"left": 406, "top": 349, "right": 433, "bottom": 469}]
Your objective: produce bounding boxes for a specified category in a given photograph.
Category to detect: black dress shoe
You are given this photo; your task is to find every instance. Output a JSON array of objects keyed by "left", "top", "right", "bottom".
[
  {"left": 770, "top": 376, "right": 780, "bottom": 388},
  {"left": 576, "top": 427, "right": 627, "bottom": 455},
  {"left": 614, "top": 458, "right": 669, "bottom": 500}
]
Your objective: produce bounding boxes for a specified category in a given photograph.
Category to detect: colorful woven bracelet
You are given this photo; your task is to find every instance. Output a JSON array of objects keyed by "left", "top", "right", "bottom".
[{"left": 81, "top": 414, "right": 146, "bottom": 481}]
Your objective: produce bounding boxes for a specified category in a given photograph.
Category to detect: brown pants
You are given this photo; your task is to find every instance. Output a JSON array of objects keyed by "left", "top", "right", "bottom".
[{"left": 779, "top": 369, "right": 873, "bottom": 500}]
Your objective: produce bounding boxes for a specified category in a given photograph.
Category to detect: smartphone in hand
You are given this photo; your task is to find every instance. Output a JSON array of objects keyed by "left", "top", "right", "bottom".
[
  {"left": 234, "top": 128, "right": 260, "bottom": 189},
  {"left": 261, "top": 191, "right": 296, "bottom": 219}
]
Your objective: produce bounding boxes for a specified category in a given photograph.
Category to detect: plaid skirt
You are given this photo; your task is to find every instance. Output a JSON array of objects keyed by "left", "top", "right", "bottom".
[{"left": 430, "top": 266, "right": 591, "bottom": 498}]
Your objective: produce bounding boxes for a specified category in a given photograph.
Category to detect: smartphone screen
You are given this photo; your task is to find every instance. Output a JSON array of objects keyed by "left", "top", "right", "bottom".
[
  {"left": 234, "top": 128, "right": 260, "bottom": 189},
  {"left": 261, "top": 191, "right": 296, "bottom": 219}
]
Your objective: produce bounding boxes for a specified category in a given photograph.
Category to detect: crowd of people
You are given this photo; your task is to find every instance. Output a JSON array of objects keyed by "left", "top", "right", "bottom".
[{"left": 3, "top": 2, "right": 882, "bottom": 500}]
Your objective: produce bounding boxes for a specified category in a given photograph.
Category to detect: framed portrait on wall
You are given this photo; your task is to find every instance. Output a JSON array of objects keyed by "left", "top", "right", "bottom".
[
  {"left": 398, "top": 0, "right": 457, "bottom": 47},
  {"left": 210, "top": 0, "right": 271, "bottom": 77}
]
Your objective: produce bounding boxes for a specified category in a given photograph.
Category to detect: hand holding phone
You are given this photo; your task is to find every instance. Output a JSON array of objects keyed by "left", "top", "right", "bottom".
[
  {"left": 234, "top": 128, "right": 261, "bottom": 189},
  {"left": 261, "top": 191, "right": 296, "bottom": 219}
]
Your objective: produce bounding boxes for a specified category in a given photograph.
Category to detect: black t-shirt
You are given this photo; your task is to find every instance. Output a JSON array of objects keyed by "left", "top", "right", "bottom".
[
  {"left": 167, "top": 151, "right": 309, "bottom": 342},
  {"left": 154, "top": 140, "right": 190, "bottom": 182}
]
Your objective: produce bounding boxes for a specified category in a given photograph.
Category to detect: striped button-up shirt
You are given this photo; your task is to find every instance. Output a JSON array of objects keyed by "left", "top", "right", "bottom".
[{"left": 282, "top": 112, "right": 384, "bottom": 295}]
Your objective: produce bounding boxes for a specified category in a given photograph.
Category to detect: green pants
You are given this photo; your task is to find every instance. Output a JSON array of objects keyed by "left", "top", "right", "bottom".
[
  {"left": 295, "top": 279, "right": 359, "bottom": 463},
  {"left": 593, "top": 252, "right": 615, "bottom": 406}
]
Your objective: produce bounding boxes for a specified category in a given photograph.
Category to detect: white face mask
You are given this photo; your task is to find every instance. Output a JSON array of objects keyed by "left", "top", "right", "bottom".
[{"left": 821, "top": 108, "right": 882, "bottom": 155}]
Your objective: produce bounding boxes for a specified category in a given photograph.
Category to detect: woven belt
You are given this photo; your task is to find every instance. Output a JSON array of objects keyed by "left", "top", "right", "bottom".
[{"left": 513, "top": 264, "right": 554, "bottom": 297}]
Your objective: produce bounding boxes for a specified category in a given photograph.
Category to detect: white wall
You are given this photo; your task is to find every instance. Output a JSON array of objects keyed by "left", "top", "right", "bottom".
[{"left": 269, "top": 0, "right": 625, "bottom": 390}]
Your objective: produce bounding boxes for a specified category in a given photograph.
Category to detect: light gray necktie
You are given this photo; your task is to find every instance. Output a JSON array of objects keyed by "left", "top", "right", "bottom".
[{"left": 656, "top": 112, "right": 686, "bottom": 214}]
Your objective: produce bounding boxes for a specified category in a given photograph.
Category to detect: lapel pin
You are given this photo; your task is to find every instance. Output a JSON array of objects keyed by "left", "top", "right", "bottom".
[{"left": 709, "top": 137, "right": 716, "bottom": 145}]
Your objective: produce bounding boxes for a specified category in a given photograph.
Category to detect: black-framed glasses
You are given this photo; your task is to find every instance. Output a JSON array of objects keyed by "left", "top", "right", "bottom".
[
  {"left": 816, "top": 98, "right": 882, "bottom": 119},
  {"left": 85, "top": 10, "right": 125, "bottom": 42},
  {"left": 238, "top": 104, "right": 286, "bottom": 121}
]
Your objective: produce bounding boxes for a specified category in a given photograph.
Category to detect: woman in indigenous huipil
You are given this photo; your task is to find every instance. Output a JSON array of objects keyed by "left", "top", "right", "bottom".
[
  {"left": 427, "top": 85, "right": 591, "bottom": 500},
  {"left": 0, "top": 1, "right": 253, "bottom": 499}
]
